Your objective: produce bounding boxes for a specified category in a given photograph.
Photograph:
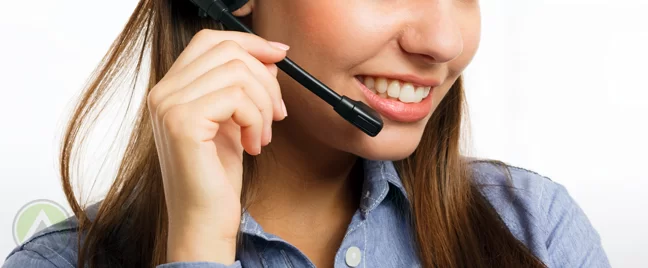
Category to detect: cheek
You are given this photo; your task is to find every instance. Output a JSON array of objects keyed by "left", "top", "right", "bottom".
[
  {"left": 290, "top": 3, "right": 345, "bottom": 56},
  {"left": 288, "top": 2, "right": 388, "bottom": 68}
]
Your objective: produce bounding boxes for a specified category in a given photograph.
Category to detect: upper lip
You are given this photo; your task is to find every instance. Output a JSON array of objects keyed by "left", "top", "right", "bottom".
[{"left": 357, "top": 73, "right": 442, "bottom": 88}]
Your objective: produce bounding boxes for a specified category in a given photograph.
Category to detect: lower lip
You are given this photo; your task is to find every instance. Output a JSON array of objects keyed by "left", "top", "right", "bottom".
[{"left": 354, "top": 78, "right": 434, "bottom": 123}]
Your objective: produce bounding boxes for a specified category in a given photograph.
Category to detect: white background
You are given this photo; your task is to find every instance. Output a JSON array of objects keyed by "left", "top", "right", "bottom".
[{"left": 0, "top": 0, "right": 646, "bottom": 267}]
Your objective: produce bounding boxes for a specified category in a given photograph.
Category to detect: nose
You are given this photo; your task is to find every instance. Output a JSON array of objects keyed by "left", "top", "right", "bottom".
[{"left": 398, "top": 0, "right": 464, "bottom": 64}]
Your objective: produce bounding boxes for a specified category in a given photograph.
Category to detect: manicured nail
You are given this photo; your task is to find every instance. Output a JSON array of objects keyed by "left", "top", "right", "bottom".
[
  {"left": 268, "top": 41, "right": 290, "bottom": 51},
  {"left": 281, "top": 100, "right": 288, "bottom": 118}
]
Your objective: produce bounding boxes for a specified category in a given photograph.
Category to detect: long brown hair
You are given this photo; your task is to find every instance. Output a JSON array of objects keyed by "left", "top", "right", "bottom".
[{"left": 60, "top": 1, "right": 547, "bottom": 267}]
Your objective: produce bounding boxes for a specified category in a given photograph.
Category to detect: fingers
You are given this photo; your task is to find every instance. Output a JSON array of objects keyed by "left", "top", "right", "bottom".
[
  {"left": 156, "top": 40, "right": 285, "bottom": 122},
  {"left": 265, "top": 63, "right": 278, "bottom": 77},
  {"left": 156, "top": 59, "right": 276, "bottom": 145},
  {"left": 166, "top": 30, "right": 288, "bottom": 77},
  {"left": 147, "top": 29, "right": 289, "bottom": 158},
  {"left": 162, "top": 86, "right": 264, "bottom": 155}
]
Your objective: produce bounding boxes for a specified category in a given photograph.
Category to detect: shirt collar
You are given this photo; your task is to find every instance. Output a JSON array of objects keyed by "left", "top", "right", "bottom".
[
  {"left": 359, "top": 159, "right": 408, "bottom": 215},
  {"left": 239, "top": 159, "right": 409, "bottom": 236}
]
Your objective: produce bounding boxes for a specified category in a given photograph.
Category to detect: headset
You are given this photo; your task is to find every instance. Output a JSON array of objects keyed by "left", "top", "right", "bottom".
[{"left": 189, "top": 0, "right": 383, "bottom": 137}]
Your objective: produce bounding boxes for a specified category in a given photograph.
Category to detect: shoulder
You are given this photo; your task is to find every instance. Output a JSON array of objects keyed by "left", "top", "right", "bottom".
[
  {"left": 469, "top": 159, "right": 556, "bottom": 221},
  {"left": 3, "top": 203, "right": 100, "bottom": 268},
  {"left": 468, "top": 159, "right": 611, "bottom": 267}
]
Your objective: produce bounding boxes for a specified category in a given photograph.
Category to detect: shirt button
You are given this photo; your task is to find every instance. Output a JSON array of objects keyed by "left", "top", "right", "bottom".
[{"left": 345, "top": 246, "right": 362, "bottom": 267}]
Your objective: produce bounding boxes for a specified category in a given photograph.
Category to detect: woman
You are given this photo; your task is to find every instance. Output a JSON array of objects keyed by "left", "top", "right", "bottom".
[{"left": 3, "top": 0, "right": 610, "bottom": 267}]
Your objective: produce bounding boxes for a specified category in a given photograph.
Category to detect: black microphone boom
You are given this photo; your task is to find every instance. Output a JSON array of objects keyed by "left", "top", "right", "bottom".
[{"left": 188, "top": 0, "right": 384, "bottom": 137}]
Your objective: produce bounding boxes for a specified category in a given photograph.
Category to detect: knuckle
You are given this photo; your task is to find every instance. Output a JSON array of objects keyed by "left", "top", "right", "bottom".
[
  {"left": 146, "top": 92, "right": 157, "bottom": 111},
  {"left": 148, "top": 80, "right": 170, "bottom": 106},
  {"left": 193, "top": 29, "right": 216, "bottom": 43},
  {"left": 228, "top": 86, "right": 247, "bottom": 101},
  {"left": 161, "top": 106, "right": 187, "bottom": 137},
  {"left": 225, "top": 59, "right": 251, "bottom": 74},
  {"left": 147, "top": 89, "right": 162, "bottom": 112},
  {"left": 218, "top": 39, "right": 243, "bottom": 53},
  {"left": 155, "top": 99, "right": 172, "bottom": 122}
]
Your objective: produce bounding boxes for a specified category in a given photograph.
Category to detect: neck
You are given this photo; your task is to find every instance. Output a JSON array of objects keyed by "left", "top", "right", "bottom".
[{"left": 247, "top": 121, "right": 363, "bottom": 228}]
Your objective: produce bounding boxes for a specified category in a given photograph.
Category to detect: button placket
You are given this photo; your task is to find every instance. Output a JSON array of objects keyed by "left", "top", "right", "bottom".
[
  {"left": 345, "top": 246, "right": 362, "bottom": 267},
  {"left": 336, "top": 217, "right": 367, "bottom": 268}
]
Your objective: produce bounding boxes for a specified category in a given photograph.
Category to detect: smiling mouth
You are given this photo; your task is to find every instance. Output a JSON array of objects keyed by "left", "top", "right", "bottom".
[
  {"left": 353, "top": 75, "right": 436, "bottom": 123},
  {"left": 355, "top": 76, "right": 432, "bottom": 104}
]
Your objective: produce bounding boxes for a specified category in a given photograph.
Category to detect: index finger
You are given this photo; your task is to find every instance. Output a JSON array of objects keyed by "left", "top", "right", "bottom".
[{"left": 166, "top": 30, "right": 287, "bottom": 77}]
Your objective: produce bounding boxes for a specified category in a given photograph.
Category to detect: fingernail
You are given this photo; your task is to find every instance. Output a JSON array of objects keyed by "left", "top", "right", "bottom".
[
  {"left": 268, "top": 41, "right": 290, "bottom": 51},
  {"left": 281, "top": 100, "right": 288, "bottom": 118}
]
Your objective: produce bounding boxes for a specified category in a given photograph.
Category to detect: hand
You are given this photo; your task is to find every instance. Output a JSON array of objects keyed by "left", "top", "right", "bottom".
[{"left": 147, "top": 29, "right": 289, "bottom": 264}]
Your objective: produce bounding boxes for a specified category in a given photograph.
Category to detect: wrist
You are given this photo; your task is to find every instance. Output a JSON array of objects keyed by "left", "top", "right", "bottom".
[{"left": 167, "top": 225, "right": 238, "bottom": 264}]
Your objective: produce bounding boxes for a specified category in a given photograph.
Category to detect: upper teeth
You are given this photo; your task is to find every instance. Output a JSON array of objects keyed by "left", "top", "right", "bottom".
[{"left": 361, "top": 76, "right": 431, "bottom": 103}]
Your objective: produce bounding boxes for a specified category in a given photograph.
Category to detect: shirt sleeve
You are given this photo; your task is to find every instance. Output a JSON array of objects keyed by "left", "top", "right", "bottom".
[
  {"left": 543, "top": 182, "right": 611, "bottom": 268},
  {"left": 3, "top": 242, "right": 72, "bottom": 268},
  {"left": 3, "top": 241, "right": 243, "bottom": 268}
]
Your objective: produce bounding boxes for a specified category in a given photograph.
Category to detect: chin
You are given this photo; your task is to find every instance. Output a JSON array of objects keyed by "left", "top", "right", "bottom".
[{"left": 346, "top": 123, "right": 427, "bottom": 161}]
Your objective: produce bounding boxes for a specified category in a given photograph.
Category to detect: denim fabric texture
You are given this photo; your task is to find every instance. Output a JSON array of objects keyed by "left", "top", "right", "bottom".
[{"left": 3, "top": 159, "right": 611, "bottom": 267}]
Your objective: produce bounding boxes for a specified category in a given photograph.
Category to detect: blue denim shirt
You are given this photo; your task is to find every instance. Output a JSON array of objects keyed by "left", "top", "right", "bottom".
[{"left": 3, "top": 159, "right": 611, "bottom": 267}]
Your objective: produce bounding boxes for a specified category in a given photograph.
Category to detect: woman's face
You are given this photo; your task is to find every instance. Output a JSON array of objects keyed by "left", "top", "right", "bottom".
[{"left": 252, "top": 0, "right": 481, "bottom": 160}]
